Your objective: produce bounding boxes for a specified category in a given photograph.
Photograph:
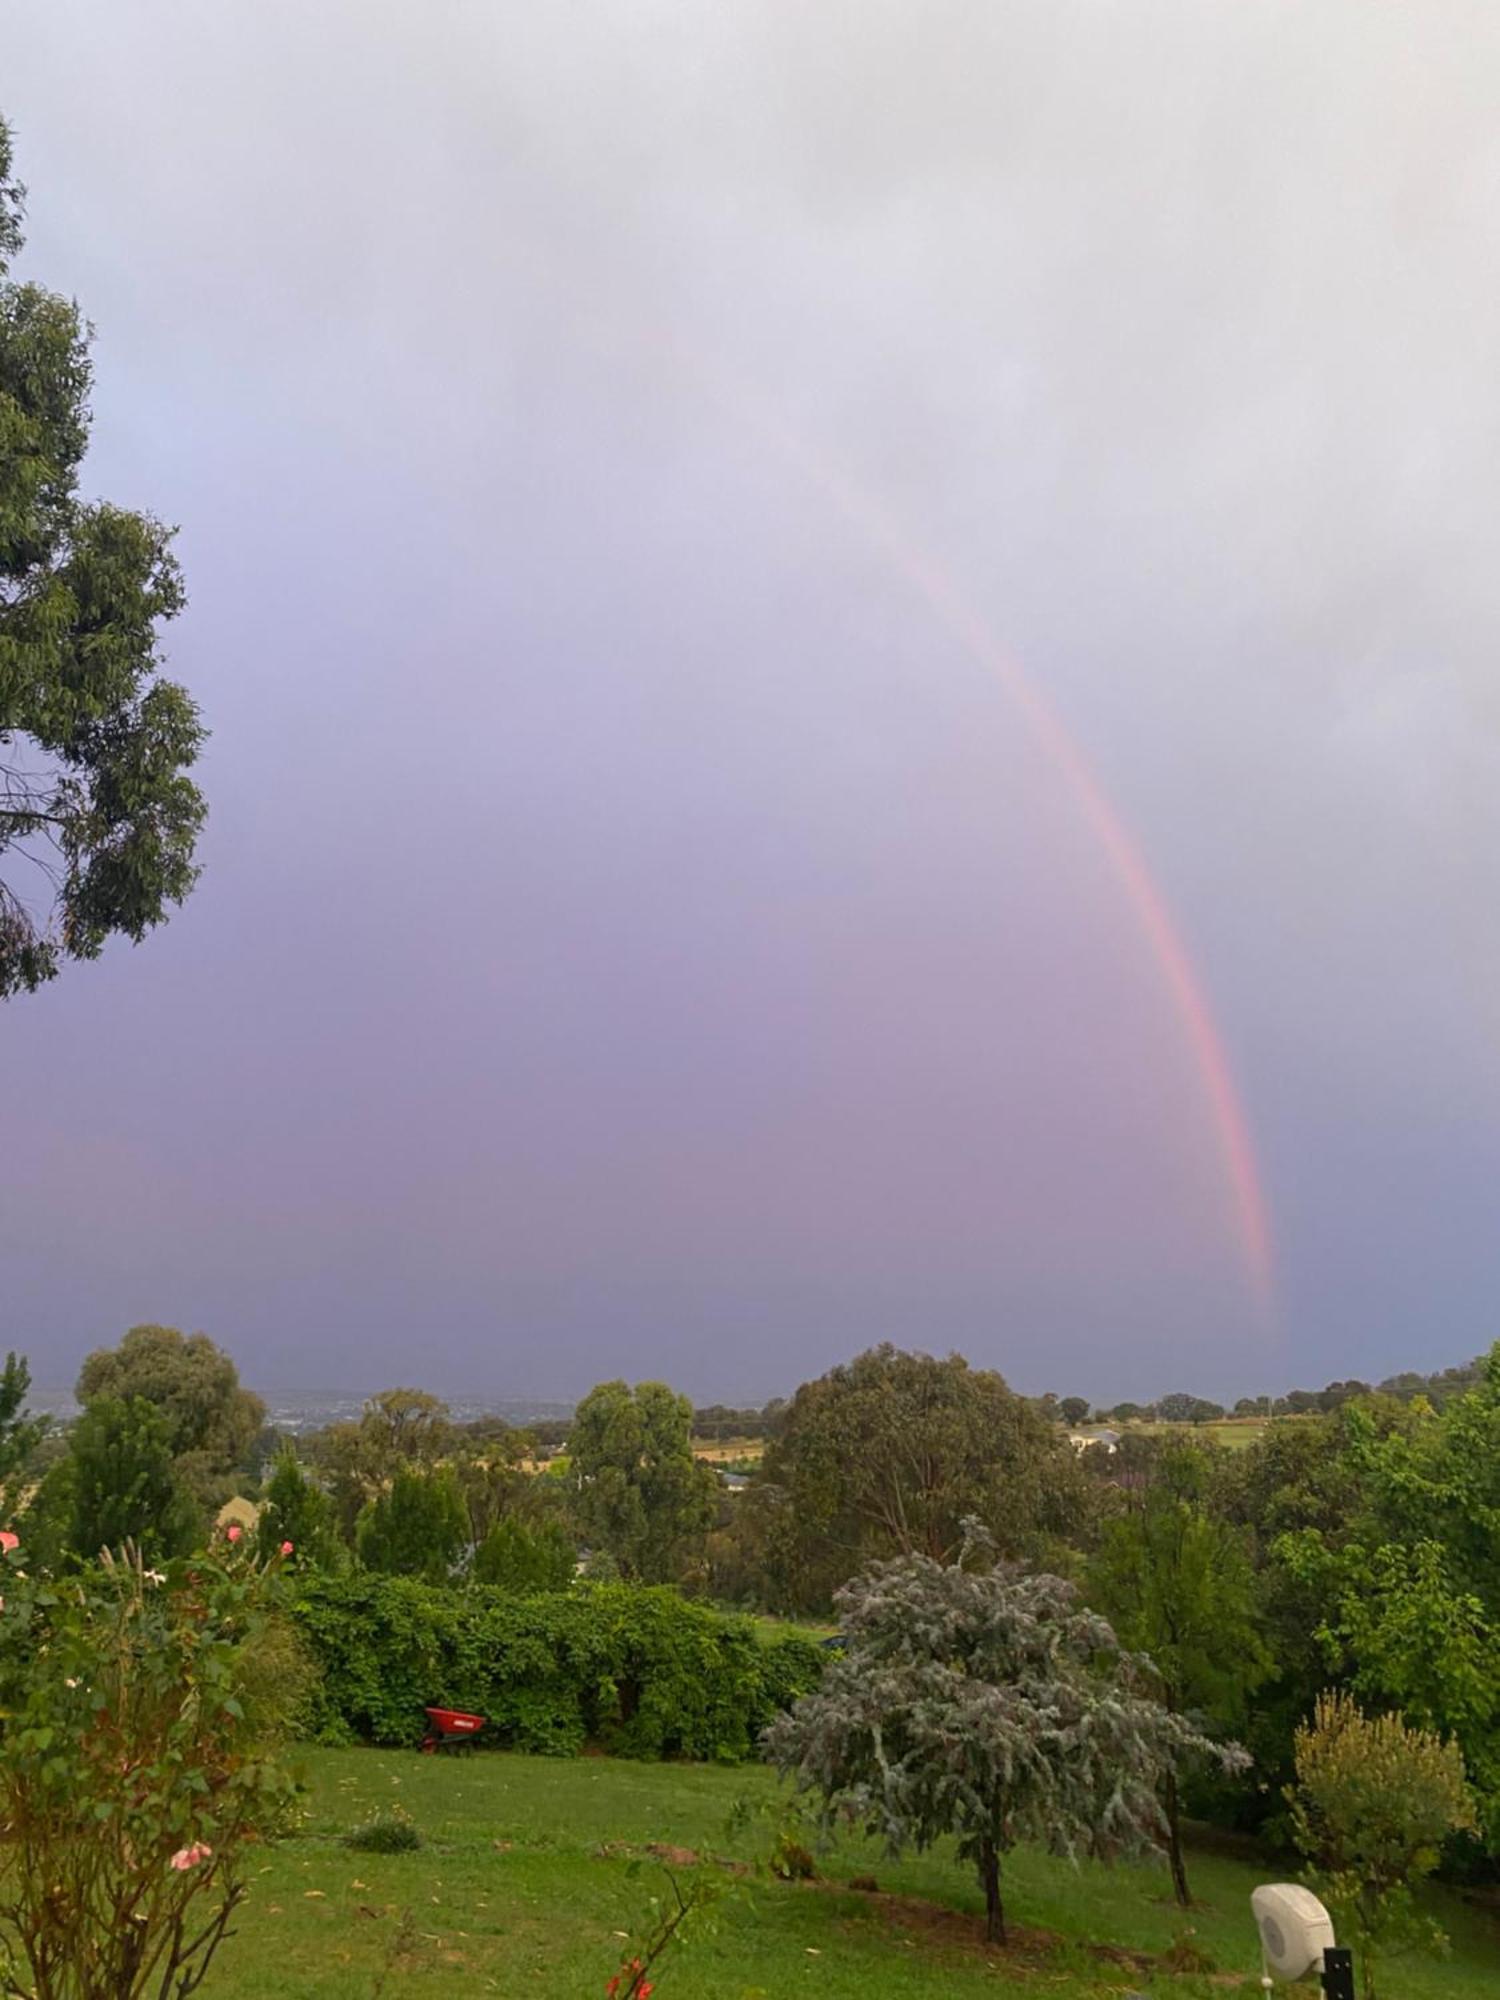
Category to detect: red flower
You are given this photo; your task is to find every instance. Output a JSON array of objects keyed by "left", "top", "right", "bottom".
[
  {"left": 225, "top": 1524, "right": 242, "bottom": 1544},
  {"left": 280, "top": 1540, "right": 294, "bottom": 1556},
  {"left": 605, "top": 1980, "right": 619, "bottom": 1998}
]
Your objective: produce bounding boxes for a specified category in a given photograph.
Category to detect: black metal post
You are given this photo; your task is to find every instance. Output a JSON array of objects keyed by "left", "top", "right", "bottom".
[{"left": 1320, "top": 1945, "right": 1355, "bottom": 2000}]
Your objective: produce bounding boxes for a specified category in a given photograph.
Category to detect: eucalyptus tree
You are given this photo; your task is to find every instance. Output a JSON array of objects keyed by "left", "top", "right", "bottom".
[{"left": 0, "top": 115, "right": 205, "bottom": 996}]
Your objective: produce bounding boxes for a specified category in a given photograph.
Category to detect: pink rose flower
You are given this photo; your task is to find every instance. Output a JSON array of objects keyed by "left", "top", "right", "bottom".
[
  {"left": 225, "top": 1524, "right": 242, "bottom": 1544},
  {"left": 281, "top": 1540, "right": 294, "bottom": 1556},
  {"left": 169, "top": 1842, "right": 212, "bottom": 1871},
  {"left": 0, "top": 1531, "right": 19, "bottom": 1554}
]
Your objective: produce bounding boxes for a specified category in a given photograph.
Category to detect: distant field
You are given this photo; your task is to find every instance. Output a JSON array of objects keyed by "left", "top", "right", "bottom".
[
  {"left": 691, "top": 1436, "right": 766, "bottom": 1464},
  {"left": 1131, "top": 1415, "right": 1318, "bottom": 1452},
  {"left": 205, "top": 1747, "right": 1499, "bottom": 1998}
]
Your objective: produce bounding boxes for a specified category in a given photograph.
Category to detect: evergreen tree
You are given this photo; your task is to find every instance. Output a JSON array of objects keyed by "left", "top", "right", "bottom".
[
  {"left": 355, "top": 1466, "right": 468, "bottom": 1582},
  {"left": 256, "top": 1445, "right": 338, "bottom": 1568},
  {"left": 472, "top": 1515, "right": 575, "bottom": 1592},
  {"left": 0, "top": 1353, "right": 46, "bottom": 1526},
  {"left": 44, "top": 1396, "right": 200, "bottom": 1563}
]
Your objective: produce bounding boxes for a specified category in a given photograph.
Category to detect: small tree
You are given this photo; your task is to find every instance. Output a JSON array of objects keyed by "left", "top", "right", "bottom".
[
  {"left": 1090, "top": 1444, "right": 1271, "bottom": 1903},
  {"left": 40, "top": 1396, "right": 200, "bottom": 1564},
  {"left": 255, "top": 1446, "right": 338, "bottom": 1569},
  {"left": 0, "top": 1354, "right": 46, "bottom": 1522},
  {"left": 1288, "top": 1692, "right": 1477, "bottom": 1998},
  {"left": 355, "top": 1466, "right": 468, "bottom": 1582},
  {"left": 0, "top": 1540, "right": 302, "bottom": 1998},
  {"left": 472, "top": 1515, "right": 575, "bottom": 1592},
  {"left": 764, "top": 1529, "right": 1243, "bottom": 1944}
]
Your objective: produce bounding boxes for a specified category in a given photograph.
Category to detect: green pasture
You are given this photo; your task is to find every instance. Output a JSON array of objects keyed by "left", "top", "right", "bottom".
[{"left": 206, "top": 1748, "right": 1499, "bottom": 1998}]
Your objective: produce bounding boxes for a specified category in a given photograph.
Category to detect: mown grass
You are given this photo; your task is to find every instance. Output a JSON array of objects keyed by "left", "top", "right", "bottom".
[{"left": 207, "top": 1748, "right": 1499, "bottom": 1998}]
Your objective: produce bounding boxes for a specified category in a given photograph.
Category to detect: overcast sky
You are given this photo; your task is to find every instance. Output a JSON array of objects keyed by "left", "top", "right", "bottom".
[{"left": 4, "top": 3, "right": 1500, "bottom": 1403}]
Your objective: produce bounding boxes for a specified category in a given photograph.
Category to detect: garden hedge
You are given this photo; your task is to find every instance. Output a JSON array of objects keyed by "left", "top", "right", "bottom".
[{"left": 288, "top": 1576, "right": 824, "bottom": 1761}]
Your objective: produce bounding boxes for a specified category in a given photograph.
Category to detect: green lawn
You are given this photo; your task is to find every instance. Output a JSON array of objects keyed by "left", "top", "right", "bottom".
[{"left": 204, "top": 1748, "right": 1499, "bottom": 1998}]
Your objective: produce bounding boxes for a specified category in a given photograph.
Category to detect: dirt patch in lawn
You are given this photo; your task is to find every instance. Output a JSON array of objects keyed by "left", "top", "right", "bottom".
[{"left": 817, "top": 1881, "right": 1193, "bottom": 1979}]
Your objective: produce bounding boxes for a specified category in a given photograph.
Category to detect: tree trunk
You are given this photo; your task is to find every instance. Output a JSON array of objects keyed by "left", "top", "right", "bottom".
[
  {"left": 1164, "top": 1770, "right": 1191, "bottom": 1908},
  {"left": 978, "top": 1835, "right": 1006, "bottom": 1946}
]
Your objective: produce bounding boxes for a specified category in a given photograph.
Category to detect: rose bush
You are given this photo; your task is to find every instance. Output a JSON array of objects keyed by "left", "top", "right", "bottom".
[{"left": 0, "top": 1537, "right": 306, "bottom": 1999}]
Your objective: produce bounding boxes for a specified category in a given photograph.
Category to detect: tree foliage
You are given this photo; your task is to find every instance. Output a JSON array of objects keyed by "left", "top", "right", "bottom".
[
  {"left": 471, "top": 1515, "right": 574, "bottom": 1592},
  {"left": 1270, "top": 1351, "right": 1500, "bottom": 1841},
  {"left": 0, "top": 1540, "right": 302, "bottom": 2000},
  {"left": 355, "top": 1465, "right": 468, "bottom": 1583},
  {"left": 0, "top": 116, "right": 205, "bottom": 997},
  {"left": 255, "top": 1446, "right": 339, "bottom": 1569},
  {"left": 749, "top": 1346, "right": 1088, "bottom": 1611},
  {"left": 569, "top": 1380, "right": 718, "bottom": 1585},
  {"left": 0, "top": 1353, "right": 46, "bottom": 1524},
  {"left": 764, "top": 1529, "right": 1242, "bottom": 1943},
  {"left": 38, "top": 1396, "right": 200, "bottom": 1566},
  {"left": 289, "top": 1573, "right": 822, "bottom": 1759},
  {"left": 75, "top": 1325, "right": 264, "bottom": 1509},
  {"left": 1288, "top": 1692, "right": 1477, "bottom": 1999},
  {"left": 306, "top": 1389, "right": 454, "bottom": 1542},
  {"left": 1090, "top": 1442, "right": 1271, "bottom": 1901}
]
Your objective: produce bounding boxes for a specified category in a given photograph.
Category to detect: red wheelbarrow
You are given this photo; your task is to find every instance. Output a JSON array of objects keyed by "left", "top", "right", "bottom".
[{"left": 420, "top": 1705, "right": 486, "bottom": 1753}]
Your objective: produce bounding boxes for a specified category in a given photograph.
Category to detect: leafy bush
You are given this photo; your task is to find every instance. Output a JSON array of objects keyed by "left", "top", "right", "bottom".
[
  {"left": 0, "top": 1539, "right": 302, "bottom": 2000},
  {"left": 1288, "top": 1690, "right": 1478, "bottom": 1998},
  {"left": 344, "top": 1805, "right": 421, "bottom": 1853},
  {"left": 289, "top": 1575, "right": 823, "bottom": 1761}
]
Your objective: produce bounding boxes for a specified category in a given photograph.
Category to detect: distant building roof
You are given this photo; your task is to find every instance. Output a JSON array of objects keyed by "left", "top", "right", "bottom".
[{"left": 1066, "top": 1427, "right": 1120, "bottom": 1451}]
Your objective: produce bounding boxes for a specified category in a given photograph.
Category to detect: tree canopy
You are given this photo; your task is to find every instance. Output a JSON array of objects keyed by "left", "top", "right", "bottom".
[
  {"left": 0, "top": 116, "right": 205, "bottom": 996},
  {"left": 76, "top": 1325, "right": 264, "bottom": 1508},
  {"left": 568, "top": 1380, "right": 718, "bottom": 1585},
  {"left": 354, "top": 1465, "right": 469, "bottom": 1583},
  {"left": 749, "top": 1345, "right": 1088, "bottom": 1610},
  {"left": 1090, "top": 1441, "right": 1271, "bottom": 1901},
  {"left": 40, "top": 1394, "right": 200, "bottom": 1564}
]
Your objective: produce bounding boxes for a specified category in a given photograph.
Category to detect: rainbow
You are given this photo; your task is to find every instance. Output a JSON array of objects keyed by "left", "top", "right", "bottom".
[{"left": 652, "top": 337, "right": 1275, "bottom": 1317}]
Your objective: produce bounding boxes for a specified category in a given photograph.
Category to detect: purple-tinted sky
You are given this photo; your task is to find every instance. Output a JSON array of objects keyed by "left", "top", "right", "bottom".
[{"left": 5, "top": 4, "right": 1500, "bottom": 1403}]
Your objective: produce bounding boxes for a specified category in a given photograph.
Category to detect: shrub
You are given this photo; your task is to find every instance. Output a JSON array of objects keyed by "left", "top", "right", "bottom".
[
  {"left": 344, "top": 1805, "right": 421, "bottom": 1853},
  {"left": 0, "top": 1539, "right": 302, "bottom": 1999},
  {"left": 289, "top": 1575, "right": 823, "bottom": 1760},
  {"left": 1288, "top": 1691, "right": 1478, "bottom": 1998}
]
